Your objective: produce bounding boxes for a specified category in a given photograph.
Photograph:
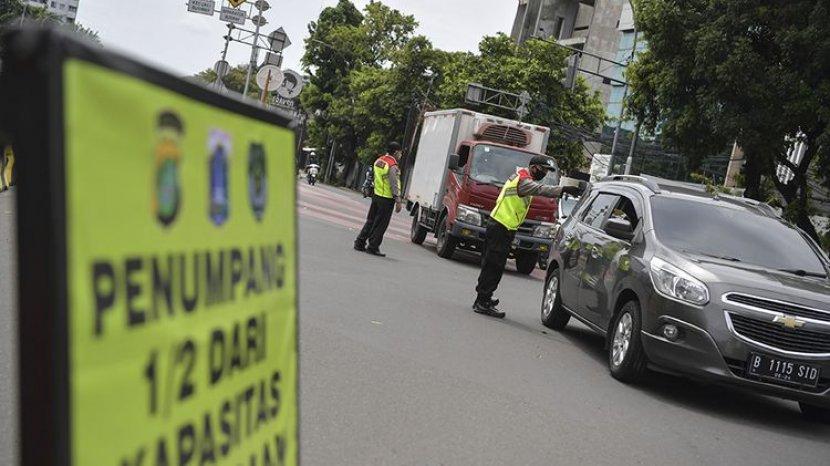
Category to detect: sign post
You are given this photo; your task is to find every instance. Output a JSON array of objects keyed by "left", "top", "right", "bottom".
[{"left": 1, "top": 28, "right": 299, "bottom": 466}]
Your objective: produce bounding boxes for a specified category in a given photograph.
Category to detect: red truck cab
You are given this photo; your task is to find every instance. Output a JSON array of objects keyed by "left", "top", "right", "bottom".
[{"left": 407, "top": 109, "right": 559, "bottom": 275}]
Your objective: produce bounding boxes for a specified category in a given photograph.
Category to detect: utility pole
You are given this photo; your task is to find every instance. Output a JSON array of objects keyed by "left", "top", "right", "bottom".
[
  {"left": 242, "top": 2, "right": 264, "bottom": 97},
  {"left": 624, "top": 120, "right": 641, "bottom": 175},
  {"left": 607, "top": 29, "right": 638, "bottom": 176}
]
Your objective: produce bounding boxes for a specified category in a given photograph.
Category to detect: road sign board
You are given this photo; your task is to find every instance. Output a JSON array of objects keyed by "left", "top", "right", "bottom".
[
  {"left": 227, "top": 0, "right": 246, "bottom": 7},
  {"left": 213, "top": 59, "right": 230, "bottom": 78},
  {"left": 251, "top": 14, "right": 267, "bottom": 27},
  {"left": 2, "top": 28, "right": 298, "bottom": 466},
  {"left": 264, "top": 52, "right": 283, "bottom": 67},
  {"left": 219, "top": 6, "right": 246, "bottom": 25},
  {"left": 256, "top": 64, "right": 284, "bottom": 91},
  {"left": 254, "top": 0, "right": 270, "bottom": 11},
  {"left": 268, "top": 27, "right": 291, "bottom": 52},
  {"left": 187, "top": 0, "right": 215, "bottom": 15},
  {"left": 277, "top": 69, "right": 304, "bottom": 100}
]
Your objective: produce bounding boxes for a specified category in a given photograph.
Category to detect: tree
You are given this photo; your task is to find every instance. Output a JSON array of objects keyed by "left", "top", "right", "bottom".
[
  {"left": 300, "top": 0, "right": 420, "bottom": 181},
  {"left": 299, "top": 1, "right": 605, "bottom": 184},
  {"left": 193, "top": 64, "right": 258, "bottom": 98},
  {"left": 1, "top": 0, "right": 101, "bottom": 48},
  {"left": 628, "top": 0, "right": 830, "bottom": 239},
  {"left": 434, "top": 34, "right": 605, "bottom": 174}
]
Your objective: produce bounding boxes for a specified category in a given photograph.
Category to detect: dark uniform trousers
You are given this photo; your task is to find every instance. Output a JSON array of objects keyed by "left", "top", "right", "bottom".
[
  {"left": 476, "top": 221, "right": 515, "bottom": 301},
  {"left": 356, "top": 195, "right": 395, "bottom": 250}
]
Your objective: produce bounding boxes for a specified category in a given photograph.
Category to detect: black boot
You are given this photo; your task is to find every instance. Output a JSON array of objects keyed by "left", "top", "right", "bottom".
[
  {"left": 354, "top": 240, "right": 366, "bottom": 252},
  {"left": 365, "top": 248, "right": 386, "bottom": 257},
  {"left": 473, "top": 298, "right": 505, "bottom": 318}
]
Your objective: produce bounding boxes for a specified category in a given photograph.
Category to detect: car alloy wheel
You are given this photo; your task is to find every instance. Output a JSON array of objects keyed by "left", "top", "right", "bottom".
[
  {"left": 543, "top": 275, "right": 558, "bottom": 319},
  {"left": 611, "top": 312, "right": 633, "bottom": 368}
]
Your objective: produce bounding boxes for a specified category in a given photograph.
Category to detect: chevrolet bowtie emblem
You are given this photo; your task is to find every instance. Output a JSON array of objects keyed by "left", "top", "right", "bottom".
[{"left": 773, "top": 315, "right": 806, "bottom": 329}]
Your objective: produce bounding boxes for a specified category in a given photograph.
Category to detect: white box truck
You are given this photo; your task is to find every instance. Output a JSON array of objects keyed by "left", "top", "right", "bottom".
[{"left": 405, "top": 109, "right": 559, "bottom": 274}]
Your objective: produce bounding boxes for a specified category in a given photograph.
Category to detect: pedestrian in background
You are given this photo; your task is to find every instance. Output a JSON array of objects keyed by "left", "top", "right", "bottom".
[
  {"left": 474, "top": 156, "right": 583, "bottom": 318},
  {"left": 354, "top": 142, "right": 403, "bottom": 257}
]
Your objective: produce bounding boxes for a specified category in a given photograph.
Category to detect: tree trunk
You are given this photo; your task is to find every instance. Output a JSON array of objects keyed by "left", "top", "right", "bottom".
[{"left": 742, "top": 152, "right": 763, "bottom": 200}]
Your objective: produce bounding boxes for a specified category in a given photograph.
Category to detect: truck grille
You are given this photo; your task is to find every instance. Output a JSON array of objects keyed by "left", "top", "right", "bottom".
[
  {"left": 728, "top": 313, "right": 830, "bottom": 354},
  {"left": 476, "top": 124, "right": 530, "bottom": 147},
  {"left": 516, "top": 222, "right": 535, "bottom": 237},
  {"left": 724, "top": 293, "right": 830, "bottom": 324}
]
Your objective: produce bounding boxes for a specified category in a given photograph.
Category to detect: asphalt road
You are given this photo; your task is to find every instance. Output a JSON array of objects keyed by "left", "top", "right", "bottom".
[
  {"left": 297, "top": 183, "right": 830, "bottom": 465},
  {"left": 1, "top": 184, "right": 828, "bottom": 465}
]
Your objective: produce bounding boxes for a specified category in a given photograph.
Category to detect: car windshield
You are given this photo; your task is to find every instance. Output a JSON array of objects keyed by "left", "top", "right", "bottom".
[
  {"left": 651, "top": 196, "right": 828, "bottom": 276},
  {"left": 559, "top": 196, "right": 579, "bottom": 218},
  {"left": 469, "top": 144, "right": 557, "bottom": 185}
]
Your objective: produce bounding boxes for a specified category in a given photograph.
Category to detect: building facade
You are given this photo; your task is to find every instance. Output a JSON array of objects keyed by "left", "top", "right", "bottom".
[
  {"left": 25, "top": 0, "right": 79, "bottom": 23},
  {"left": 511, "top": 0, "right": 627, "bottom": 107}
]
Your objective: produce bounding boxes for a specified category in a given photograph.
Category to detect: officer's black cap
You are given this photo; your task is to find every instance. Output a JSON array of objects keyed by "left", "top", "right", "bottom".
[{"left": 529, "top": 155, "right": 557, "bottom": 171}]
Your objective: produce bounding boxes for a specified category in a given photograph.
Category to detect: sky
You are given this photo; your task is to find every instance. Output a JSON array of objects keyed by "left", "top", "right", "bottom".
[{"left": 75, "top": 0, "right": 518, "bottom": 77}]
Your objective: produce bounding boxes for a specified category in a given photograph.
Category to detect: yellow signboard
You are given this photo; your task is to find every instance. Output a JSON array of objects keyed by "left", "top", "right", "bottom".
[
  {"left": 227, "top": 0, "right": 246, "bottom": 8},
  {"left": 61, "top": 58, "right": 297, "bottom": 465}
]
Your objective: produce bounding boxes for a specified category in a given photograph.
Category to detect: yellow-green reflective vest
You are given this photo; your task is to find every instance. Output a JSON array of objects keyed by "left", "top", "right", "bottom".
[
  {"left": 490, "top": 168, "right": 533, "bottom": 230},
  {"left": 373, "top": 154, "right": 400, "bottom": 199}
]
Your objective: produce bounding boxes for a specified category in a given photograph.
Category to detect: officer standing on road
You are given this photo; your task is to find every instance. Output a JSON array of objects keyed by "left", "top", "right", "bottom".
[
  {"left": 474, "top": 155, "right": 582, "bottom": 318},
  {"left": 354, "top": 142, "right": 403, "bottom": 257}
]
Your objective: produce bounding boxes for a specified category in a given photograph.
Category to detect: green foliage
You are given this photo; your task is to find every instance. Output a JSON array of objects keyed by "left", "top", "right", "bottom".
[
  {"left": 628, "top": 0, "right": 830, "bottom": 238},
  {"left": 434, "top": 35, "right": 604, "bottom": 173},
  {"left": 298, "top": 1, "right": 604, "bottom": 177},
  {"left": 299, "top": 1, "right": 425, "bottom": 166},
  {"left": 194, "top": 64, "right": 258, "bottom": 98},
  {"left": 1, "top": 0, "right": 101, "bottom": 49}
]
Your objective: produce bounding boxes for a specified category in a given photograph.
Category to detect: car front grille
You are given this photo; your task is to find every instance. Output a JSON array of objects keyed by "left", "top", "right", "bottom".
[
  {"left": 723, "top": 357, "right": 830, "bottom": 393},
  {"left": 728, "top": 313, "right": 830, "bottom": 355},
  {"left": 724, "top": 293, "right": 830, "bottom": 323}
]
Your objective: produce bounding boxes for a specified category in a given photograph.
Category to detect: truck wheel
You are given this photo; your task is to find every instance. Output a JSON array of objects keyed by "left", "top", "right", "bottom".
[
  {"left": 435, "top": 216, "right": 457, "bottom": 259},
  {"left": 515, "top": 252, "right": 537, "bottom": 275},
  {"left": 799, "top": 403, "right": 830, "bottom": 423},
  {"left": 410, "top": 207, "right": 428, "bottom": 245}
]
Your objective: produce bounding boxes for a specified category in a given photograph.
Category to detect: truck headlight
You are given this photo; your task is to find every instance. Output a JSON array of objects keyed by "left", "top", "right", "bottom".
[
  {"left": 649, "top": 257, "right": 710, "bottom": 306},
  {"left": 533, "top": 222, "right": 556, "bottom": 238},
  {"left": 457, "top": 205, "right": 482, "bottom": 226}
]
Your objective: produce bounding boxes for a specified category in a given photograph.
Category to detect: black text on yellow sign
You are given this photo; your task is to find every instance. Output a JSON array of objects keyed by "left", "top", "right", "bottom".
[{"left": 2, "top": 28, "right": 298, "bottom": 466}]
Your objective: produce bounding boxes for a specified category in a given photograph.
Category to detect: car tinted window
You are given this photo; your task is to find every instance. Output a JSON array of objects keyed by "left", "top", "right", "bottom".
[
  {"left": 582, "top": 193, "right": 620, "bottom": 229},
  {"left": 651, "top": 196, "right": 828, "bottom": 275}
]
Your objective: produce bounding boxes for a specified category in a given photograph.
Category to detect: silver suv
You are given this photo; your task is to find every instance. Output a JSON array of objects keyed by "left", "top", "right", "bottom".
[{"left": 542, "top": 176, "right": 830, "bottom": 422}]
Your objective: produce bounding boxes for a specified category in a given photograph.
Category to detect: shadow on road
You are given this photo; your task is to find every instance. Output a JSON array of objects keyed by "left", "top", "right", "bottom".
[
  {"left": 557, "top": 321, "right": 830, "bottom": 439},
  {"left": 417, "top": 242, "right": 544, "bottom": 281}
]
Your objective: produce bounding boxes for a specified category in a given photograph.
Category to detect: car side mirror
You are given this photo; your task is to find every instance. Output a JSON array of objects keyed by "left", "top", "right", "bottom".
[
  {"left": 604, "top": 217, "right": 634, "bottom": 241},
  {"left": 448, "top": 153, "right": 460, "bottom": 171}
]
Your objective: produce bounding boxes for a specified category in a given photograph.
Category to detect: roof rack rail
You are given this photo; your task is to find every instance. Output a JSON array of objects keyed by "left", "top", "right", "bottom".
[{"left": 599, "top": 175, "right": 661, "bottom": 193}]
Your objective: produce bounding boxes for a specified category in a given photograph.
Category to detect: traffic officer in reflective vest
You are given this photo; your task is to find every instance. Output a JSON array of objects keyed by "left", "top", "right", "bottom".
[
  {"left": 354, "top": 142, "right": 403, "bottom": 257},
  {"left": 474, "top": 155, "right": 582, "bottom": 318}
]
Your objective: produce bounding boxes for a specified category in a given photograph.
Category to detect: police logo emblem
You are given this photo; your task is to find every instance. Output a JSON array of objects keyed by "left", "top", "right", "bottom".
[
  {"left": 208, "top": 130, "right": 231, "bottom": 226},
  {"left": 248, "top": 143, "right": 267, "bottom": 221},
  {"left": 153, "top": 111, "right": 183, "bottom": 227}
]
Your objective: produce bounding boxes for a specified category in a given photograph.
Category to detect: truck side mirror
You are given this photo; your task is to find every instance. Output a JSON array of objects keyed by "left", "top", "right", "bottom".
[{"left": 448, "top": 153, "right": 460, "bottom": 171}]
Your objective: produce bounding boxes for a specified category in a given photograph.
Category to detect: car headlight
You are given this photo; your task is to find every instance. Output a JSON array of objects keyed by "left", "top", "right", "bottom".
[
  {"left": 457, "top": 205, "right": 482, "bottom": 226},
  {"left": 533, "top": 222, "right": 556, "bottom": 239},
  {"left": 649, "top": 257, "right": 710, "bottom": 306}
]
